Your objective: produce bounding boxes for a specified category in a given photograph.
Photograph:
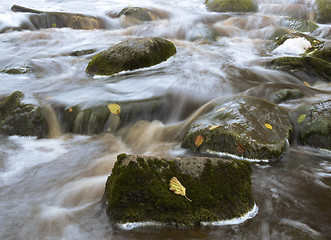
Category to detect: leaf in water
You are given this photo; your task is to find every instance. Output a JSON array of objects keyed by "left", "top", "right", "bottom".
[
  {"left": 108, "top": 103, "right": 121, "bottom": 115},
  {"left": 209, "top": 124, "right": 222, "bottom": 131},
  {"left": 195, "top": 135, "right": 204, "bottom": 147},
  {"left": 68, "top": 107, "right": 73, "bottom": 112},
  {"left": 237, "top": 142, "right": 246, "bottom": 154},
  {"left": 265, "top": 123, "right": 273, "bottom": 130},
  {"left": 297, "top": 114, "right": 306, "bottom": 124},
  {"left": 52, "top": 23, "right": 57, "bottom": 28},
  {"left": 169, "top": 177, "right": 192, "bottom": 202},
  {"left": 303, "top": 81, "right": 311, "bottom": 87}
]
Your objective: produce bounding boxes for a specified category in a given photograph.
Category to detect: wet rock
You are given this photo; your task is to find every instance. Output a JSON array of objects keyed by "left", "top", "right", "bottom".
[
  {"left": 0, "top": 66, "right": 32, "bottom": 74},
  {"left": 181, "top": 96, "right": 293, "bottom": 161},
  {"left": 11, "top": 5, "right": 105, "bottom": 30},
  {"left": 117, "top": 7, "right": 153, "bottom": 21},
  {"left": 0, "top": 91, "right": 48, "bottom": 137},
  {"left": 85, "top": 37, "right": 176, "bottom": 76},
  {"left": 187, "top": 24, "right": 220, "bottom": 42},
  {"left": 294, "top": 100, "right": 331, "bottom": 150},
  {"left": 308, "top": 41, "right": 331, "bottom": 63},
  {"left": 281, "top": 17, "right": 319, "bottom": 33},
  {"left": 274, "top": 32, "right": 322, "bottom": 48},
  {"left": 314, "top": 0, "right": 331, "bottom": 24},
  {"left": 55, "top": 97, "right": 167, "bottom": 134},
  {"left": 259, "top": 4, "right": 311, "bottom": 20},
  {"left": 268, "top": 56, "right": 331, "bottom": 84},
  {"left": 205, "top": 0, "right": 258, "bottom": 13},
  {"left": 102, "top": 154, "right": 254, "bottom": 227}
]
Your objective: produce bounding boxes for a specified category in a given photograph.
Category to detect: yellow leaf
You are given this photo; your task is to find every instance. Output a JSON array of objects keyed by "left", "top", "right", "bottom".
[
  {"left": 195, "top": 135, "right": 204, "bottom": 147},
  {"left": 52, "top": 23, "right": 57, "bottom": 28},
  {"left": 216, "top": 107, "right": 227, "bottom": 112},
  {"left": 303, "top": 81, "right": 311, "bottom": 87},
  {"left": 209, "top": 124, "right": 222, "bottom": 131},
  {"left": 108, "top": 103, "right": 121, "bottom": 115},
  {"left": 169, "top": 177, "right": 192, "bottom": 202},
  {"left": 265, "top": 123, "right": 273, "bottom": 130},
  {"left": 297, "top": 114, "right": 306, "bottom": 124}
]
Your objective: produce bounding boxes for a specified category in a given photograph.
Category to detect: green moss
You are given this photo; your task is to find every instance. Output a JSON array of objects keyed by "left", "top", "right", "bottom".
[
  {"left": 86, "top": 37, "right": 176, "bottom": 76},
  {"left": 308, "top": 41, "right": 331, "bottom": 63},
  {"left": 117, "top": 153, "right": 128, "bottom": 163},
  {"left": 315, "top": 0, "right": 331, "bottom": 24},
  {"left": 0, "top": 91, "right": 48, "bottom": 137},
  {"left": 103, "top": 154, "right": 253, "bottom": 227},
  {"left": 269, "top": 56, "right": 331, "bottom": 83},
  {"left": 205, "top": 0, "right": 258, "bottom": 12},
  {"left": 0, "top": 66, "right": 32, "bottom": 74}
]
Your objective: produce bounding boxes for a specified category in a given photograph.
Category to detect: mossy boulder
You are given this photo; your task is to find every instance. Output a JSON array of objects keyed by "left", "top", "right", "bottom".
[
  {"left": 0, "top": 91, "right": 48, "bottom": 137},
  {"left": 294, "top": 100, "right": 331, "bottom": 150},
  {"left": 85, "top": 37, "right": 176, "bottom": 76},
  {"left": 308, "top": 41, "right": 331, "bottom": 63},
  {"left": 102, "top": 154, "right": 254, "bottom": 227},
  {"left": 274, "top": 32, "right": 322, "bottom": 48},
  {"left": 181, "top": 95, "right": 293, "bottom": 161},
  {"left": 268, "top": 56, "right": 331, "bottom": 84},
  {"left": 0, "top": 66, "right": 32, "bottom": 74},
  {"left": 314, "top": 0, "right": 331, "bottom": 24},
  {"left": 204, "top": 0, "right": 258, "bottom": 13},
  {"left": 117, "top": 7, "right": 153, "bottom": 21},
  {"left": 281, "top": 17, "right": 319, "bottom": 33}
]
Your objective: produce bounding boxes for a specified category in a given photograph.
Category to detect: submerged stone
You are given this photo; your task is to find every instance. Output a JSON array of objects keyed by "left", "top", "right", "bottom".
[
  {"left": 281, "top": 17, "right": 319, "bottom": 33},
  {"left": 0, "top": 91, "right": 48, "bottom": 137},
  {"left": 85, "top": 37, "right": 176, "bottom": 76},
  {"left": 294, "top": 100, "right": 331, "bottom": 150},
  {"left": 11, "top": 5, "right": 105, "bottom": 30},
  {"left": 117, "top": 7, "right": 153, "bottom": 21},
  {"left": 102, "top": 154, "right": 254, "bottom": 227},
  {"left": 268, "top": 56, "right": 331, "bottom": 83},
  {"left": 181, "top": 95, "right": 293, "bottom": 161},
  {"left": 205, "top": 0, "right": 258, "bottom": 13}
]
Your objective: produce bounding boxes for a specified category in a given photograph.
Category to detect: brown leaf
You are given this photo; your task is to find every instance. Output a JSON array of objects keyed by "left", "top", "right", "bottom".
[
  {"left": 236, "top": 142, "right": 246, "bottom": 154},
  {"left": 195, "top": 135, "right": 204, "bottom": 147}
]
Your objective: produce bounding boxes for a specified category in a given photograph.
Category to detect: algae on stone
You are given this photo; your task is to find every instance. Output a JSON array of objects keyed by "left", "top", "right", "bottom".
[
  {"left": 102, "top": 154, "right": 254, "bottom": 227},
  {"left": 85, "top": 37, "right": 176, "bottom": 76},
  {"left": 205, "top": 0, "right": 258, "bottom": 13},
  {"left": 294, "top": 100, "right": 331, "bottom": 150},
  {"left": 0, "top": 91, "right": 48, "bottom": 137},
  {"left": 181, "top": 95, "right": 293, "bottom": 161},
  {"left": 314, "top": 0, "right": 331, "bottom": 24}
]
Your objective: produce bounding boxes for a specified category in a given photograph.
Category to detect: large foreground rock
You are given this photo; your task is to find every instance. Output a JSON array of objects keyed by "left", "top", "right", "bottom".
[
  {"left": 181, "top": 96, "right": 293, "bottom": 161},
  {"left": 86, "top": 37, "right": 176, "bottom": 76},
  {"left": 294, "top": 100, "right": 331, "bottom": 150},
  {"left": 205, "top": 0, "right": 258, "bottom": 13},
  {"left": 0, "top": 91, "right": 48, "bottom": 137},
  {"left": 102, "top": 154, "right": 254, "bottom": 227}
]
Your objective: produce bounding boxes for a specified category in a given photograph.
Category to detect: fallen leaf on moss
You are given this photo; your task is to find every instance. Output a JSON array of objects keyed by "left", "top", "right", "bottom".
[
  {"left": 209, "top": 124, "right": 222, "bottom": 131},
  {"left": 108, "top": 103, "right": 121, "bottom": 115},
  {"left": 68, "top": 107, "right": 73, "bottom": 112},
  {"left": 195, "top": 135, "right": 204, "bottom": 147},
  {"left": 265, "top": 123, "right": 273, "bottom": 130},
  {"left": 237, "top": 142, "right": 246, "bottom": 154},
  {"left": 297, "top": 114, "right": 306, "bottom": 124},
  {"left": 169, "top": 177, "right": 192, "bottom": 202}
]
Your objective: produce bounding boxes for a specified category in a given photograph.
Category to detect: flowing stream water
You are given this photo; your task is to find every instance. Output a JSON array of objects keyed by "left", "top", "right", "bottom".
[{"left": 0, "top": 0, "right": 330, "bottom": 239}]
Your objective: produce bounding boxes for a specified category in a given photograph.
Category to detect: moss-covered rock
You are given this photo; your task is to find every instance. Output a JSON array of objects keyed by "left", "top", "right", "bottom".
[
  {"left": 314, "top": 0, "right": 331, "bottom": 24},
  {"left": 204, "top": 0, "right": 258, "bottom": 13},
  {"left": 294, "top": 100, "right": 331, "bottom": 150},
  {"left": 274, "top": 32, "right": 322, "bottom": 48},
  {"left": 281, "top": 17, "right": 319, "bottom": 33},
  {"left": 102, "top": 154, "right": 254, "bottom": 227},
  {"left": 308, "top": 41, "right": 331, "bottom": 63},
  {"left": 0, "top": 91, "right": 48, "bottom": 137},
  {"left": 11, "top": 5, "right": 105, "bottom": 30},
  {"left": 85, "top": 37, "right": 176, "bottom": 76},
  {"left": 181, "top": 95, "right": 293, "bottom": 161},
  {"left": 117, "top": 7, "right": 153, "bottom": 21},
  {"left": 268, "top": 56, "right": 331, "bottom": 83},
  {"left": 0, "top": 66, "right": 32, "bottom": 74}
]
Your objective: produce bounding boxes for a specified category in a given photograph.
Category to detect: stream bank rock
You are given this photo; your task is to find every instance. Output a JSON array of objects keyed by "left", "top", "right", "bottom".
[
  {"left": 181, "top": 96, "right": 293, "bottom": 161},
  {"left": 85, "top": 37, "right": 176, "bottom": 76},
  {"left": 204, "top": 0, "right": 258, "bottom": 13},
  {"left": 294, "top": 100, "right": 331, "bottom": 150},
  {"left": 102, "top": 154, "right": 254, "bottom": 227},
  {"left": 314, "top": 0, "right": 331, "bottom": 24},
  {"left": 0, "top": 91, "right": 47, "bottom": 137}
]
